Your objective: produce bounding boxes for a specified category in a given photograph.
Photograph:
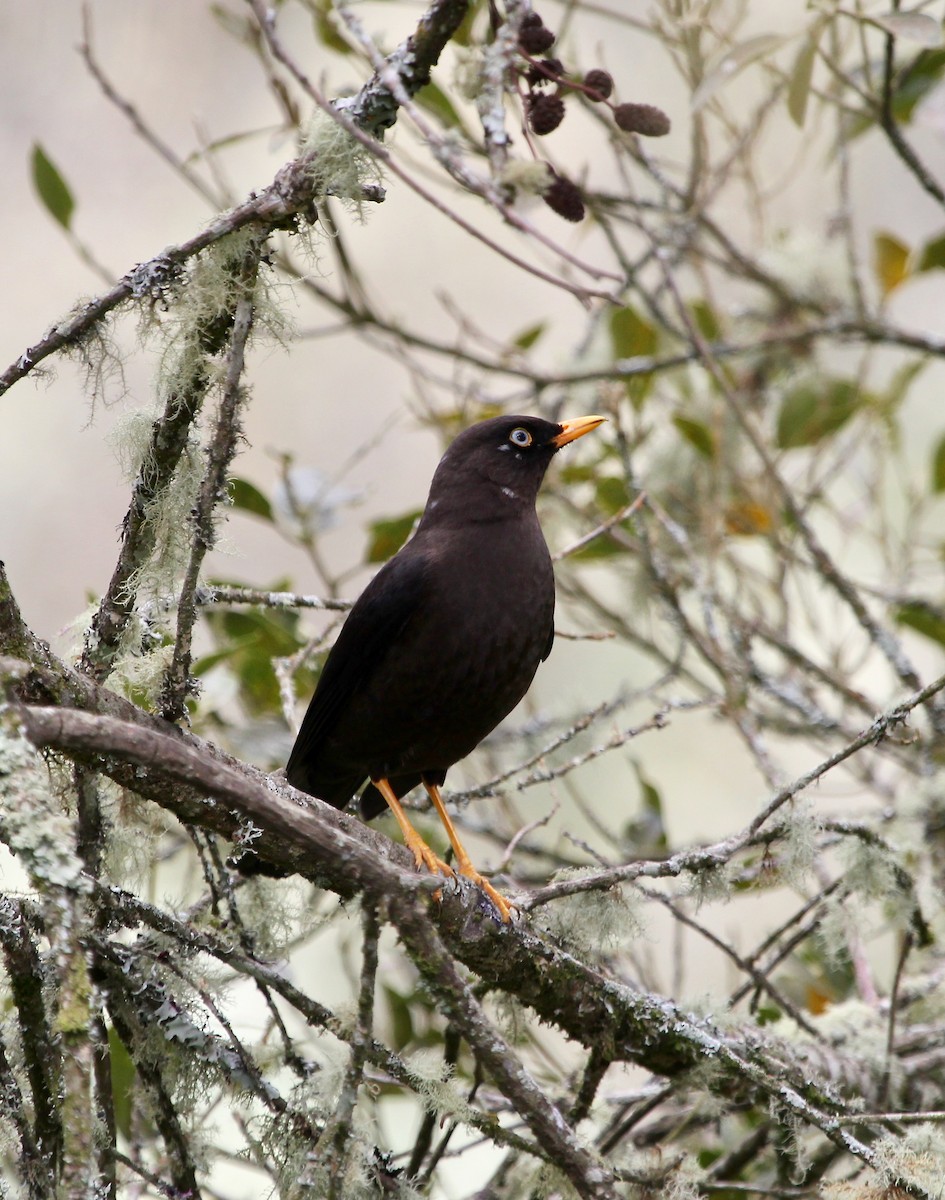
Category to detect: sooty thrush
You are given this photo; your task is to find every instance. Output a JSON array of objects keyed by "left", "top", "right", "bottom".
[{"left": 286, "top": 413, "right": 605, "bottom": 920}]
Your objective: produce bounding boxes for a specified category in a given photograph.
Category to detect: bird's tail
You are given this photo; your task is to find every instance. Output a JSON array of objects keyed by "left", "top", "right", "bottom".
[{"left": 359, "top": 774, "right": 423, "bottom": 820}]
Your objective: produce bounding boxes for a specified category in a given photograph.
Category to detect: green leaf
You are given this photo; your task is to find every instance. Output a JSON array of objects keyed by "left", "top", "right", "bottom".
[
  {"left": 383, "top": 986, "right": 415, "bottom": 1051},
  {"left": 697, "top": 1148, "right": 724, "bottom": 1169},
  {"left": 570, "top": 538, "right": 626, "bottom": 561},
  {"left": 776, "top": 379, "right": 861, "bottom": 449},
  {"left": 558, "top": 462, "right": 600, "bottom": 485},
  {"left": 610, "top": 306, "right": 658, "bottom": 407},
  {"left": 569, "top": 476, "right": 631, "bottom": 559},
  {"left": 450, "top": 4, "right": 478, "bottom": 47},
  {"left": 192, "top": 645, "right": 241, "bottom": 676},
  {"left": 875, "top": 359, "right": 927, "bottom": 443},
  {"left": 229, "top": 477, "right": 273, "bottom": 522},
  {"left": 690, "top": 299, "right": 721, "bottom": 342},
  {"left": 916, "top": 231, "right": 945, "bottom": 273},
  {"left": 595, "top": 475, "right": 631, "bottom": 515},
  {"left": 932, "top": 435, "right": 945, "bottom": 492},
  {"left": 672, "top": 415, "right": 716, "bottom": 459},
  {"left": 636, "top": 764, "right": 663, "bottom": 818},
  {"left": 31, "top": 143, "right": 74, "bottom": 230},
  {"left": 609, "top": 306, "right": 657, "bottom": 360},
  {"left": 896, "top": 600, "right": 945, "bottom": 648},
  {"left": 848, "top": 46, "right": 945, "bottom": 140},
  {"left": 873, "top": 232, "right": 911, "bottom": 296},
  {"left": 883, "top": 358, "right": 927, "bottom": 410},
  {"left": 623, "top": 762, "right": 668, "bottom": 853},
  {"left": 892, "top": 48, "right": 945, "bottom": 124},
  {"left": 365, "top": 511, "right": 422, "bottom": 563},
  {"left": 415, "top": 79, "right": 463, "bottom": 129},
  {"left": 512, "top": 322, "right": 546, "bottom": 351},
  {"left": 199, "top": 591, "right": 311, "bottom": 714},
  {"left": 311, "top": 0, "right": 352, "bottom": 54},
  {"left": 787, "top": 19, "right": 826, "bottom": 127},
  {"left": 108, "top": 1027, "right": 138, "bottom": 1140}
]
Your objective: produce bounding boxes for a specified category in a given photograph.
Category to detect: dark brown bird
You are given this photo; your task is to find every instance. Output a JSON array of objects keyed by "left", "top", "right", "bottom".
[{"left": 286, "top": 413, "right": 605, "bottom": 920}]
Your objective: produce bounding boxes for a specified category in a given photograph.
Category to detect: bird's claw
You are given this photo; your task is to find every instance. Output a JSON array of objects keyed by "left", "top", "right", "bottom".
[
  {"left": 402, "top": 828, "right": 515, "bottom": 922},
  {"left": 404, "top": 832, "right": 455, "bottom": 879},
  {"left": 453, "top": 865, "right": 516, "bottom": 923}
]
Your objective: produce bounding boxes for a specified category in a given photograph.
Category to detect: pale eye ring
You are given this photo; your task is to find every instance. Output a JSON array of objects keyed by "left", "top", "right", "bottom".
[{"left": 509, "top": 427, "right": 532, "bottom": 447}]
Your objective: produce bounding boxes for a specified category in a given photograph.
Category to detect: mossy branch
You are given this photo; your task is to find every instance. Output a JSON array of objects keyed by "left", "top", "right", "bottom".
[
  {"left": 80, "top": 233, "right": 265, "bottom": 685},
  {"left": 96, "top": 884, "right": 546, "bottom": 1162},
  {"left": 2, "top": 668, "right": 933, "bottom": 1194},
  {"left": 328, "top": 0, "right": 473, "bottom": 136},
  {"left": 159, "top": 233, "right": 265, "bottom": 721},
  {"left": 0, "top": 896, "right": 60, "bottom": 1193},
  {"left": 0, "top": 1025, "right": 46, "bottom": 1200},
  {"left": 105, "top": 988, "right": 202, "bottom": 1198}
]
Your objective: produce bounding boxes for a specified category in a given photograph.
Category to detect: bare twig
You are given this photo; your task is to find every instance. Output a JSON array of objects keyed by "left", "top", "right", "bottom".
[{"left": 524, "top": 670, "right": 945, "bottom": 908}]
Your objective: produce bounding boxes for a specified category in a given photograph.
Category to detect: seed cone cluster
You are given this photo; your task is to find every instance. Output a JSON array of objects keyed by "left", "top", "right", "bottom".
[{"left": 512, "top": 7, "right": 672, "bottom": 223}]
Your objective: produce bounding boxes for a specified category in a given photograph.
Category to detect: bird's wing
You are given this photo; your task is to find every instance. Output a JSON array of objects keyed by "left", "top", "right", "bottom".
[
  {"left": 541, "top": 601, "right": 555, "bottom": 661},
  {"left": 286, "top": 550, "right": 430, "bottom": 773}
]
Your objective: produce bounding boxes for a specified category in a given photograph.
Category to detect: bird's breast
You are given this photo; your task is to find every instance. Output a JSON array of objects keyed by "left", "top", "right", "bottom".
[
  {"left": 424, "top": 515, "right": 553, "bottom": 638},
  {"left": 356, "top": 519, "right": 554, "bottom": 774}
]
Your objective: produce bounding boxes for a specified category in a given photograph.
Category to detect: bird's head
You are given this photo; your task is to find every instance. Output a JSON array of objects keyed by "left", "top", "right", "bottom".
[{"left": 422, "top": 414, "right": 605, "bottom": 523}]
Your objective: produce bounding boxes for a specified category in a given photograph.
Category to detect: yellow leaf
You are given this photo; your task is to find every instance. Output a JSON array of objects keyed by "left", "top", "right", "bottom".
[
  {"left": 725, "top": 498, "right": 774, "bottom": 536},
  {"left": 873, "top": 231, "right": 911, "bottom": 296},
  {"left": 806, "top": 984, "right": 832, "bottom": 1016}
]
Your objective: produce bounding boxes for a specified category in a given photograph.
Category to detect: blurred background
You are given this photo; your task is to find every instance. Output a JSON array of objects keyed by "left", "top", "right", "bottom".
[
  {"left": 6, "top": 0, "right": 945, "bottom": 929},
  {"left": 6, "top": 0, "right": 945, "bottom": 914},
  {"left": 1, "top": 0, "right": 648, "bottom": 638},
  {"left": 6, "top": 2, "right": 945, "bottom": 1191}
]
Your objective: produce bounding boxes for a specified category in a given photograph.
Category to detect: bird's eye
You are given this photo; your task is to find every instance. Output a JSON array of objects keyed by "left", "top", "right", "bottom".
[{"left": 509, "top": 428, "right": 532, "bottom": 447}]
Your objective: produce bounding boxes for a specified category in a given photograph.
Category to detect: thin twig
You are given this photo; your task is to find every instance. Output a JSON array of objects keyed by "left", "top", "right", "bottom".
[{"left": 523, "top": 670, "right": 945, "bottom": 908}]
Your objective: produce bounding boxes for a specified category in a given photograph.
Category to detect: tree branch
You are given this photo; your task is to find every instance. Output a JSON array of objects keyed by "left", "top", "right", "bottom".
[{"left": 3, "top": 675, "right": 929, "bottom": 1176}]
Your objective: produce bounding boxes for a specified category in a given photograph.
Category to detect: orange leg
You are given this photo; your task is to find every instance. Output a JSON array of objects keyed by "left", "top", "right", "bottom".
[
  {"left": 424, "top": 782, "right": 515, "bottom": 923},
  {"left": 372, "top": 777, "right": 454, "bottom": 880}
]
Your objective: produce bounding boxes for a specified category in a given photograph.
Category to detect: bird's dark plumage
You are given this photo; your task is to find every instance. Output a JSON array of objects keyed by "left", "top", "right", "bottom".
[{"left": 286, "top": 413, "right": 604, "bottom": 918}]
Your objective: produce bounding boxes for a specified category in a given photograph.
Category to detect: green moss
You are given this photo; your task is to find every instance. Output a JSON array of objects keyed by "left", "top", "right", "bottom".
[
  {"left": 0, "top": 724, "right": 83, "bottom": 889},
  {"left": 536, "top": 868, "right": 644, "bottom": 964},
  {"left": 55, "top": 953, "right": 92, "bottom": 1037},
  {"left": 299, "top": 111, "right": 382, "bottom": 208}
]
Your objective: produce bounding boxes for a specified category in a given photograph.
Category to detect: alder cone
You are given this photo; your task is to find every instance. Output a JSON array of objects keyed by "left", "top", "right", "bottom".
[
  {"left": 583, "top": 69, "right": 614, "bottom": 100},
  {"left": 614, "top": 102, "right": 671, "bottom": 136},
  {"left": 528, "top": 93, "right": 566, "bottom": 135},
  {"left": 519, "top": 20, "right": 556, "bottom": 54},
  {"left": 542, "top": 172, "right": 584, "bottom": 222},
  {"left": 527, "top": 57, "right": 565, "bottom": 87}
]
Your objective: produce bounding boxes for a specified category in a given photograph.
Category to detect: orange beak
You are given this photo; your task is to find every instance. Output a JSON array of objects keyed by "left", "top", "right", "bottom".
[{"left": 551, "top": 415, "right": 607, "bottom": 448}]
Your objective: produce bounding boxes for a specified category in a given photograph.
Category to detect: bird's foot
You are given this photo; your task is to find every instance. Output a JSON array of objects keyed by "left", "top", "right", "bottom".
[
  {"left": 403, "top": 827, "right": 455, "bottom": 880},
  {"left": 399, "top": 821, "right": 514, "bottom": 921},
  {"left": 456, "top": 864, "right": 516, "bottom": 923}
]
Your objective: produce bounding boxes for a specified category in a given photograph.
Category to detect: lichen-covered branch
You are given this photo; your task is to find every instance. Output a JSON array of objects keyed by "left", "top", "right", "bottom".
[
  {"left": 2, "top": 670, "right": 934, "bottom": 1162},
  {"left": 0, "top": 896, "right": 59, "bottom": 1194},
  {"left": 80, "top": 233, "right": 266, "bottom": 684},
  {"left": 159, "top": 233, "right": 264, "bottom": 720},
  {"left": 330, "top": 0, "right": 472, "bottom": 136}
]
